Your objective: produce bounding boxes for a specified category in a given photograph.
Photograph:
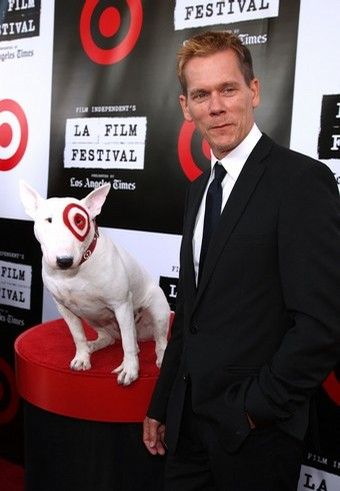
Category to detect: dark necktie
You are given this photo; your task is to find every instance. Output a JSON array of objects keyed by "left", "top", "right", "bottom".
[{"left": 198, "top": 163, "right": 227, "bottom": 281}]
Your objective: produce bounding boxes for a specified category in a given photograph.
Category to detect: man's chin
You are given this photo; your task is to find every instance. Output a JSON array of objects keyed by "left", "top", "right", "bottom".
[{"left": 212, "top": 140, "right": 238, "bottom": 158}]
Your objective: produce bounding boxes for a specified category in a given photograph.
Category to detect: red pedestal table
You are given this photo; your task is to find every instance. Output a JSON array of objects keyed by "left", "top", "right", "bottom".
[{"left": 15, "top": 318, "right": 167, "bottom": 491}]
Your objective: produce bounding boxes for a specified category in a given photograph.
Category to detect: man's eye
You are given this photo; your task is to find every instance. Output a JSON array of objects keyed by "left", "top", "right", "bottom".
[
  {"left": 193, "top": 92, "right": 207, "bottom": 101},
  {"left": 223, "top": 86, "right": 236, "bottom": 94},
  {"left": 46, "top": 217, "right": 52, "bottom": 223}
]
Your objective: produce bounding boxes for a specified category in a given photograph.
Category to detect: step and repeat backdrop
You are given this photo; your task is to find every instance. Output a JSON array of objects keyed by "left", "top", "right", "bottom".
[{"left": 0, "top": 0, "right": 339, "bottom": 485}]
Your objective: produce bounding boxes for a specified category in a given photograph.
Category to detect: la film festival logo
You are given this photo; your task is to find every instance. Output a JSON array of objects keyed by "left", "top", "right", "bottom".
[
  {"left": 0, "top": 99, "right": 28, "bottom": 171},
  {"left": 80, "top": 0, "right": 143, "bottom": 65},
  {"left": 174, "top": 0, "right": 279, "bottom": 30},
  {"left": 318, "top": 94, "right": 340, "bottom": 160},
  {"left": 0, "top": 0, "right": 41, "bottom": 41},
  {"left": 178, "top": 121, "right": 211, "bottom": 181}
]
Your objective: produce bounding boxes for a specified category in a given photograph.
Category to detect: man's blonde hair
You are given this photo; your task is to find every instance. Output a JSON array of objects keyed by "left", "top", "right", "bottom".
[{"left": 177, "top": 30, "right": 255, "bottom": 95}]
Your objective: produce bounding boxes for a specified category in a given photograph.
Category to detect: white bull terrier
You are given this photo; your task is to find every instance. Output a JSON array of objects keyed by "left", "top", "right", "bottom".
[{"left": 19, "top": 181, "right": 170, "bottom": 385}]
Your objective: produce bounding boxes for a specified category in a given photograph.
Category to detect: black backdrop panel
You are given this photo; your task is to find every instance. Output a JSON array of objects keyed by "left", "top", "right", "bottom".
[
  {"left": 48, "top": 0, "right": 300, "bottom": 234},
  {"left": 0, "top": 217, "right": 43, "bottom": 463},
  {"left": 0, "top": 218, "right": 43, "bottom": 333}
]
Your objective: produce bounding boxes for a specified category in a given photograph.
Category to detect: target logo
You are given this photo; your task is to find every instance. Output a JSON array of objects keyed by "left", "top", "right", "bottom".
[
  {"left": 323, "top": 370, "right": 340, "bottom": 406},
  {"left": 0, "top": 99, "right": 28, "bottom": 172},
  {"left": 63, "top": 203, "right": 91, "bottom": 242},
  {"left": 0, "top": 357, "right": 20, "bottom": 425},
  {"left": 80, "top": 0, "right": 143, "bottom": 65},
  {"left": 178, "top": 121, "right": 211, "bottom": 181}
]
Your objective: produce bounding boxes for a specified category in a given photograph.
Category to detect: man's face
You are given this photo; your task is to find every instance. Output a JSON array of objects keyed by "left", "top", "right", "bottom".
[{"left": 179, "top": 49, "right": 260, "bottom": 160}]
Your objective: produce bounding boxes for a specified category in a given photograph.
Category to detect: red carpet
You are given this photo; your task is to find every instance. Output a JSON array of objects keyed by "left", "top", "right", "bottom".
[{"left": 0, "top": 459, "right": 24, "bottom": 491}]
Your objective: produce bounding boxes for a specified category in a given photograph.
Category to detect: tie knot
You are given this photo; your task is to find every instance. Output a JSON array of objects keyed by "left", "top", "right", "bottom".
[{"left": 213, "top": 163, "right": 226, "bottom": 184}]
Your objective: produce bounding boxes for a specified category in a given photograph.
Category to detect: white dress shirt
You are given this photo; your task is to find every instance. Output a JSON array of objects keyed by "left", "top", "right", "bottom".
[{"left": 192, "top": 124, "right": 262, "bottom": 284}]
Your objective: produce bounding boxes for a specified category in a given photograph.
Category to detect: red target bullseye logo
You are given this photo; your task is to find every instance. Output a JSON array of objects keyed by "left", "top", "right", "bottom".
[
  {"left": 0, "top": 99, "right": 28, "bottom": 172},
  {"left": 178, "top": 121, "right": 210, "bottom": 181},
  {"left": 63, "top": 204, "right": 90, "bottom": 242},
  {"left": 323, "top": 370, "right": 340, "bottom": 406},
  {"left": 0, "top": 357, "right": 20, "bottom": 425},
  {"left": 80, "top": 0, "right": 143, "bottom": 65}
]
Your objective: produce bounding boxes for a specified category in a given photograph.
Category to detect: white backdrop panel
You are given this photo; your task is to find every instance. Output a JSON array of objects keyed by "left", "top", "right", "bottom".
[
  {"left": 0, "top": 1, "right": 54, "bottom": 218},
  {"left": 290, "top": 0, "right": 340, "bottom": 188}
]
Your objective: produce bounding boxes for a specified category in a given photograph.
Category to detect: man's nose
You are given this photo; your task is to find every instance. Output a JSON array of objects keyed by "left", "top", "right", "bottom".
[{"left": 209, "top": 92, "right": 226, "bottom": 114}]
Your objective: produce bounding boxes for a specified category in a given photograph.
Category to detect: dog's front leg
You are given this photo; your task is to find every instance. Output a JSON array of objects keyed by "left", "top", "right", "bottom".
[
  {"left": 112, "top": 295, "right": 139, "bottom": 386},
  {"left": 56, "top": 302, "right": 91, "bottom": 370}
]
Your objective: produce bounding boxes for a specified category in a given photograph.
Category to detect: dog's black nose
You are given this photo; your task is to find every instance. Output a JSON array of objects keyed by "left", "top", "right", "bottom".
[{"left": 56, "top": 256, "right": 74, "bottom": 269}]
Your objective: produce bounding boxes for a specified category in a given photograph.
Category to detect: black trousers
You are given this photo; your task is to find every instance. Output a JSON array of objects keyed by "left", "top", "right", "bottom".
[{"left": 164, "top": 385, "right": 303, "bottom": 491}]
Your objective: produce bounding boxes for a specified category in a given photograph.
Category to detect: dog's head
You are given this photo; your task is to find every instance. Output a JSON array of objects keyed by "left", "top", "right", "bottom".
[{"left": 19, "top": 181, "right": 111, "bottom": 270}]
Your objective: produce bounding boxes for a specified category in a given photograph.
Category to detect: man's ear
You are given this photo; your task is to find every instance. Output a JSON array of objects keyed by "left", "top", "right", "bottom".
[
  {"left": 250, "top": 78, "right": 260, "bottom": 109},
  {"left": 82, "top": 183, "right": 111, "bottom": 219},
  {"left": 179, "top": 95, "right": 193, "bottom": 122}
]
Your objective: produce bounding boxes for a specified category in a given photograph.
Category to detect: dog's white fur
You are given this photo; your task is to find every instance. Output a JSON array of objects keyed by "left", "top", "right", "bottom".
[{"left": 19, "top": 181, "right": 169, "bottom": 385}]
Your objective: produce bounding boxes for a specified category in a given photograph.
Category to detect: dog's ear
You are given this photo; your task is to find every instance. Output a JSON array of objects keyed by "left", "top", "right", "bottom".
[
  {"left": 82, "top": 183, "right": 111, "bottom": 218},
  {"left": 19, "top": 180, "right": 45, "bottom": 218}
]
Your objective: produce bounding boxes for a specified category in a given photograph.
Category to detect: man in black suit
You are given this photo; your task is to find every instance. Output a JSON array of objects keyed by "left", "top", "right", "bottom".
[{"left": 143, "top": 31, "right": 340, "bottom": 490}]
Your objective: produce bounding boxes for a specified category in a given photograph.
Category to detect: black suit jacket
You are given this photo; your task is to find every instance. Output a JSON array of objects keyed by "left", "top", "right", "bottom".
[{"left": 148, "top": 134, "right": 340, "bottom": 453}]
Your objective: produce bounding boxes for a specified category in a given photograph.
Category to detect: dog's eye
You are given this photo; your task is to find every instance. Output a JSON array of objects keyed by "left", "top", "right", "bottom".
[
  {"left": 74, "top": 213, "right": 86, "bottom": 230},
  {"left": 46, "top": 217, "right": 52, "bottom": 223}
]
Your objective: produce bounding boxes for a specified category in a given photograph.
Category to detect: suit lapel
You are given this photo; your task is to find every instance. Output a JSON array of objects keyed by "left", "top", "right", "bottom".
[{"left": 193, "top": 134, "right": 273, "bottom": 310}]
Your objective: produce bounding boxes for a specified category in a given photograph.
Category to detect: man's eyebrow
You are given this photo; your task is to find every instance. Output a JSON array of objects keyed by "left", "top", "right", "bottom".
[
  {"left": 190, "top": 87, "right": 207, "bottom": 93},
  {"left": 189, "top": 81, "right": 240, "bottom": 95},
  {"left": 189, "top": 87, "right": 208, "bottom": 96},
  {"left": 219, "top": 81, "right": 239, "bottom": 88}
]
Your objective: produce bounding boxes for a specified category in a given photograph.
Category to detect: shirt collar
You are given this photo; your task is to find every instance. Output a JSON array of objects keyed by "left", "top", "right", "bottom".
[{"left": 210, "top": 123, "right": 262, "bottom": 181}]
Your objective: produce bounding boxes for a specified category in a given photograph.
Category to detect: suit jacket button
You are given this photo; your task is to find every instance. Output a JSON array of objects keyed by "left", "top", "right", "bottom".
[{"left": 190, "top": 325, "right": 198, "bottom": 334}]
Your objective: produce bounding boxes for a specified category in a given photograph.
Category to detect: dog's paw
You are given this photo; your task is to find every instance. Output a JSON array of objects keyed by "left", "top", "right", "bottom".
[
  {"left": 70, "top": 354, "right": 91, "bottom": 371},
  {"left": 113, "top": 359, "right": 139, "bottom": 386}
]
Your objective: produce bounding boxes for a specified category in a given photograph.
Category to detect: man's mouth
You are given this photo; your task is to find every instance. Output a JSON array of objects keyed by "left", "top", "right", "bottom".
[{"left": 210, "top": 123, "right": 233, "bottom": 131}]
